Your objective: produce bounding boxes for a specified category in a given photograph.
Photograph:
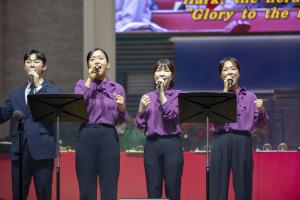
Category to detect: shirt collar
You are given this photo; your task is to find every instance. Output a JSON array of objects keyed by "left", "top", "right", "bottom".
[
  {"left": 237, "top": 87, "right": 247, "bottom": 96},
  {"left": 92, "top": 78, "right": 116, "bottom": 94},
  {"left": 155, "top": 88, "right": 175, "bottom": 96},
  {"left": 26, "top": 78, "right": 44, "bottom": 89}
]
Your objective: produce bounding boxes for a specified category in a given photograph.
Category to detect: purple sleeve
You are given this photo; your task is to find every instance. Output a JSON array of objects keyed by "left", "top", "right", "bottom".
[
  {"left": 135, "top": 111, "right": 147, "bottom": 129},
  {"left": 159, "top": 91, "right": 179, "bottom": 120},
  {"left": 254, "top": 111, "right": 269, "bottom": 132},
  {"left": 120, "top": 0, "right": 148, "bottom": 23},
  {"left": 74, "top": 80, "right": 90, "bottom": 100},
  {"left": 115, "top": 111, "right": 127, "bottom": 125},
  {"left": 114, "top": 84, "right": 128, "bottom": 125},
  {"left": 253, "top": 94, "right": 269, "bottom": 132}
]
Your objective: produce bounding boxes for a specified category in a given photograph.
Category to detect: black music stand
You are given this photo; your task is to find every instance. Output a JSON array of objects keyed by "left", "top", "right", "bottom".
[
  {"left": 28, "top": 93, "right": 87, "bottom": 200},
  {"left": 16, "top": 119, "right": 24, "bottom": 200},
  {"left": 179, "top": 92, "right": 236, "bottom": 200}
]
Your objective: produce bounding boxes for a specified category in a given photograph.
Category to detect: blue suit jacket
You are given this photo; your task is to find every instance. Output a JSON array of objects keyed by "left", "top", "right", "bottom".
[{"left": 0, "top": 80, "right": 62, "bottom": 160}]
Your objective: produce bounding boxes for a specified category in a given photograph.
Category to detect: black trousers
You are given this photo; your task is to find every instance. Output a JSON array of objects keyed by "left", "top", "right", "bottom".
[
  {"left": 144, "top": 135, "right": 184, "bottom": 200},
  {"left": 76, "top": 124, "right": 120, "bottom": 200},
  {"left": 11, "top": 140, "right": 54, "bottom": 200},
  {"left": 209, "top": 132, "right": 253, "bottom": 200}
]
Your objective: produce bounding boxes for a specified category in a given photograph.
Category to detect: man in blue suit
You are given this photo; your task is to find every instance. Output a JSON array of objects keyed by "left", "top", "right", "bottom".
[{"left": 0, "top": 49, "right": 62, "bottom": 200}]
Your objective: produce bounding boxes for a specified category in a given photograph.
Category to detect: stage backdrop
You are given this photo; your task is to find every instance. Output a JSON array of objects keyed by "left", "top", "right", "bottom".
[{"left": 173, "top": 35, "right": 300, "bottom": 91}]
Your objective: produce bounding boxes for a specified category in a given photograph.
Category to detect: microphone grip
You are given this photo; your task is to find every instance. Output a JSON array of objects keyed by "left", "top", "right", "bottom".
[
  {"left": 29, "top": 75, "right": 34, "bottom": 83},
  {"left": 156, "top": 83, "right": 161, "bottom": 89},
  {"left": 13, "top": 111, "right": 24, "bottom": 131},
  {"left": 228, "top": 79, "right": 233, "bottom": 89},
  {"left": 95, "top": 64, "right": 101, "bottom": 70},
  {"left": 156, "top": 78, "right": 166, "bottom": 89}
]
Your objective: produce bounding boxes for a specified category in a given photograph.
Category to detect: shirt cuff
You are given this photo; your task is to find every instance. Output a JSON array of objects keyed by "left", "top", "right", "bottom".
[
  {"left": 159, "top": 102, "right": 169, "bottom": 113},
  {"left": 137, "top": 111, "right": 146, "bottom": 118},
  {"left": 35, "top": 85, "right": 43, "bottom": 93},
  {"left": 118, "top": 110, "right": 126, "bottom": 117},
  {"left": 259, "top": 111, "right": 269, "bottom": 120}
]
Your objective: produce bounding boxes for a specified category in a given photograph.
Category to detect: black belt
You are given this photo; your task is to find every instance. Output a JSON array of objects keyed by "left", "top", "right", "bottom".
[
  {"left": 147, "top": 134, "right": 180, "bottom": 140},
  {"left": 215, "top": 130, "right": 251, "bottom": 137},
  {"left": 81, "top": 123, "right": 114, "bottom": 129}
]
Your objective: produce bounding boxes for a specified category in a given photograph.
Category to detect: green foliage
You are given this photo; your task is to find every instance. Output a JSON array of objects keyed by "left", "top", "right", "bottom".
[{"left": 118, "top": 120, "right": 146, "bottom": 151}]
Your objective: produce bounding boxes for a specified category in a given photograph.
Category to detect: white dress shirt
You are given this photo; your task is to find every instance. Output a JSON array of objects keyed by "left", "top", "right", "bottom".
[{"left": 25, "top": 79, "right": 44, "bottom": 104}]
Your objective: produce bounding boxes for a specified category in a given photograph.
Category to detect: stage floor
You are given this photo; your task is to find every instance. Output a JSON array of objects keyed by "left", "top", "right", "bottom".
[{"left": 1, "top": 152, "right": 300, "bottom": 200}]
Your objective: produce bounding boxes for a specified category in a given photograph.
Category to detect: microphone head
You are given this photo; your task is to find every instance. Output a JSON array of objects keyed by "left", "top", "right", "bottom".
[
  {"left": 29, "top": 75, "right": 34, "bottom": 82},
  {"left": 155, "top": 77, "right": 167, "bottom": 89},
  {"left": 228, "top": 79, "right": 233, "bottom": 88},
  {"left": 95, "top": 64, "right": 101, "bottom": 70},
  {"left": 12, "top": 110, "right": 24, "bottom": 121},
  {"left": 155, "top": 81, "right": 161, "bottom": 89}
]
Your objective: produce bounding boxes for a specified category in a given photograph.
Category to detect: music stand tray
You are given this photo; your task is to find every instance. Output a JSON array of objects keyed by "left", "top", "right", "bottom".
[
  {"left": 179, "top": 92, "right": 236, "bottom": 123},
  {"left": 28, "top": 93, "right": 87, "bottom": 123},
  {"left": 28, "top": 93, "right": 87, "bottom": 200},
  {"left": 179, "top": 91, "right": 237, "bottom": 200}
]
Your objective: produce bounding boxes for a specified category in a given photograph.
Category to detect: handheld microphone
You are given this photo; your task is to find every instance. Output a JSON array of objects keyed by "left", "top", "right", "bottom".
[
  {"left": 13, "top": 110, "right": 24, "bottom": 131},
  {"left": 29, "top": 75, "right": 34, "bottom": 83},
  {"left": 228, "top": 79, "right": 233, "bottom": 89},
  {"left": 156, "top": 82, "right": 162, "bottom": 89},
  {"left": 95, "top": 64, "right": 101, "bottom": 70},
  {"left": 156, "top": 77, "right": 166, "bottom": 89},
  {"left": 13, "top": 110, "right": 24, "bottom": 122}
]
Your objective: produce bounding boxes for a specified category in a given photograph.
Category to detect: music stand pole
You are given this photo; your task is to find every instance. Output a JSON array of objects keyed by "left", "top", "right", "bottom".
[
  {"left": 56, "top": 110, "right": 60, "bottom": 200},
  {"left": 18, "top": 122, "right": 23, "bottom": 200},
  {"left": 27, "top": 93, "right": 87, "bottom": 200},
  {"left": 178, "top": 92, "right": 237, "bottom": 200},
  {"left": 205, "top": 112, "right": 210, "bottom": 200}
]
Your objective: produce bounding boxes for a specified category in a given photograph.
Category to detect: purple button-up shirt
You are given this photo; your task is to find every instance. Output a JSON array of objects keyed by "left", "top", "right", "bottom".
[
  {"left": 213, "top": 87, "right": 268, "bottom": 133},
  {"left": 74, "top": 79, "right": 127, "bottom": 125},
  {"left": 135, "top": 89, "right": 181, "bottom": 136}
]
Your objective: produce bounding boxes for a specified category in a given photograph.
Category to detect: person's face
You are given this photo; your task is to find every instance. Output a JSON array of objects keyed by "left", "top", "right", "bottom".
[
  {"left": 154, "top": 64, "right": 174, "bottom": 89},
  {"left": 220, "top": 60, "right": 240, "bottom": 85},
  {"left": 88, "top": 50, "right": 110, "bottom": 79},
  {"left": 24, "top": 54, "right": 46, "bottom": 77}
]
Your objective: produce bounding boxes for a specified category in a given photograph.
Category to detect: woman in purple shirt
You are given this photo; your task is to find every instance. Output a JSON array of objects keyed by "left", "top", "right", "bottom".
[
  {"left": 74, "top": 48, "right": 127, "bottom": 200},
  {"left": 136, "top": 59, "right": 183, "bottom": 200},
  {"left": 209, "top": 57, "right": 268, "bottom": 200}
]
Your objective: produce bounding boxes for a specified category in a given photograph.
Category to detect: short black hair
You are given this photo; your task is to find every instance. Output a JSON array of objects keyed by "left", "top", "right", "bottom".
[
  {"left": 153, "top": 59, "right": 175, "bottom": 88},
  {"left": 23, "top": 49, "right": 47, "bottom": 65},
  {"left": 218, "top": 57, "right": 240, "bottom": 75},
  {"left": 86, "top": 48, "right": 109, "bottom": 66}
]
